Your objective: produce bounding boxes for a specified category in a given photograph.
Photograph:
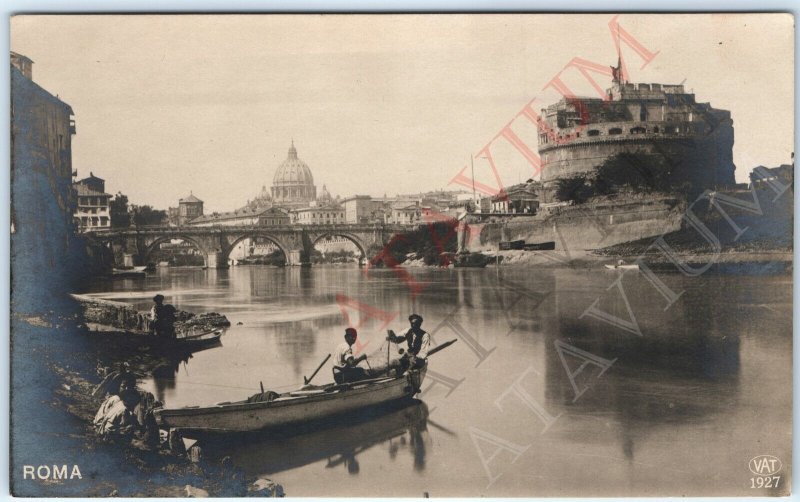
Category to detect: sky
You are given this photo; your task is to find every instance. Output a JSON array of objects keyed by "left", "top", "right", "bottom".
[{"left": 11, "top": 14, "right": 794, "bottom": 213}]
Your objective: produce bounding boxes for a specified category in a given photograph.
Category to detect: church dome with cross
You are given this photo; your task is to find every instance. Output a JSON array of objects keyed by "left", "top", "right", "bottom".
[{"left": 271, "top": 140, "right": 316, "bottom": 209}]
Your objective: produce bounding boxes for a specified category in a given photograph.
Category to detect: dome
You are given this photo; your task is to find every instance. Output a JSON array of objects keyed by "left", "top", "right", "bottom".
[
  {"left": 273, "top": 142, "right": 315, "bottom": 187},
  {"left": 270, "top": 141, "right": 317, "bottom": 208}
]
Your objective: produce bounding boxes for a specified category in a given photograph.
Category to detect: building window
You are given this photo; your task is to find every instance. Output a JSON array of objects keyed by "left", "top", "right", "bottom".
[
  {"left": 608, "top": 128, "right": 623, "bottom": 135},
  {"left": 588, "top": 129, "right": 600, "bottom": 137},
  {"left": 630, "top": 126, "right": 646, "bottom": 134}
]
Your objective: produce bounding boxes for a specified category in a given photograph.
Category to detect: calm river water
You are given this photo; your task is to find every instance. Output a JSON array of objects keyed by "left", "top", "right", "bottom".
[{"left": 82, "top": 265, "right": 792, "bottom": 497}]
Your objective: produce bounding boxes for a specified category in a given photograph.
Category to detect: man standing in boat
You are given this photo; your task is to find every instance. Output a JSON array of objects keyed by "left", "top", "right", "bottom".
[
  {"left": 387, "top": 314, "right": 430, "bottom": 372},
  {"left": 333, "top": 328, "right": 369, "bottom": 384},
  {"left": 150, "top": 294, "right": 177, "bottom": 339}
]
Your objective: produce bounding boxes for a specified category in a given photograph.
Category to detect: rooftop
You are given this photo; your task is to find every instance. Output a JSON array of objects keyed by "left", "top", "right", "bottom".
[{"left": 74, "top": 184, "right": 111, "bottom": 197}]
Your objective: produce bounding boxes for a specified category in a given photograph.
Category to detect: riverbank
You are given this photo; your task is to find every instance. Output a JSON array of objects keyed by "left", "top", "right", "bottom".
[
  {"left": 11, "top": 298, "right": 284, "bottom": 497},
  {"left": 482, "top": 247, "right": 792, "bottom": 273},
  {"left": 395, "top": 245, "right": 792, "bottom": 273}
]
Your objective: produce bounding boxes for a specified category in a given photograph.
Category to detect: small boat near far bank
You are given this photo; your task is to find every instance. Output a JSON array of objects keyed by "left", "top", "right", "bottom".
[
  {"left": 605, "top": 260, "right": 640, "bottom": 271},
  {"left": 111, "top": 267, "right": 146, "bottom": 278}
]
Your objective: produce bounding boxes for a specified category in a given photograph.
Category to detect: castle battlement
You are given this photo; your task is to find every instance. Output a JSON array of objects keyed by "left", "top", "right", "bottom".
[{"left": 536, "top": 64, "right": 736, "bottom": 200}]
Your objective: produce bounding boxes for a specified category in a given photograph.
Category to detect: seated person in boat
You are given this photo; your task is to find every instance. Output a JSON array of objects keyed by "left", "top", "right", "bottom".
[
  {"left": 333, "top": 328, "right": 369, "bottom": 384},
  {"left": 387, "top": 314, "right": 430, "bottom": 373},
  {"left": 150, "top": 294, "right": 177, "bottom": 338}
]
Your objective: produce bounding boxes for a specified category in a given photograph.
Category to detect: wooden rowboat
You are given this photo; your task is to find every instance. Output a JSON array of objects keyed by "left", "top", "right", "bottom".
[
  {"left": 154, "top": 366, "right": 427, "bottom": 434},
  {"left": 85, "top": 322, "right": 223, "bottom": 353}
]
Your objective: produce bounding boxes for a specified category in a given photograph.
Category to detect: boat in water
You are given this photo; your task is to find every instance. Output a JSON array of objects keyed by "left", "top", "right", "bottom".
[
  {"left": 604, "top": 260, "right": 640, "bottom": 271},
  {"left": 85, "top": 322, "right": 223, "bottom": 353},
  {"left": 111, "top": 266, "right": 146, "bottom": 278},
  {"left": 154, "top": 366, "right": 428, "bottom": 435}
]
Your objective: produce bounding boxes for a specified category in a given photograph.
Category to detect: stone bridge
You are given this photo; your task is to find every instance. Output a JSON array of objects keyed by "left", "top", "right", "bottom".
[{"left": 87, "top": 224, "right": 420, "bottom": 268}]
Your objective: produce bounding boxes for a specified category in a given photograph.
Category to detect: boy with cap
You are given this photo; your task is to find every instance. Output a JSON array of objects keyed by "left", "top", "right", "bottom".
[{"left": 333, "top": 328, "right": 369, "bottom": 384}]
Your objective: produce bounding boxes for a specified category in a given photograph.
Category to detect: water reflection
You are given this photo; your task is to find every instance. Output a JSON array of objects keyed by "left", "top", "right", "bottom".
[
  {"left": 81, "top": 266, "right": 790, "bottom": 496},
  {"left": 203, "top": 400, "right": 430, "bottom": 477}
]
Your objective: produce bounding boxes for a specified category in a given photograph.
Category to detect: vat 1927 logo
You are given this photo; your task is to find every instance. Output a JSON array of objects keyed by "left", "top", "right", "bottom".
[{"left": 748, "top": 455, "right": 782, "bottom": 489}]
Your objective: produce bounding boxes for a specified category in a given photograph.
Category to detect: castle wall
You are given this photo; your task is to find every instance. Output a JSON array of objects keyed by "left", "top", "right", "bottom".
[{"left": 538, "top": 119, "right": 734, "bottom": 201}]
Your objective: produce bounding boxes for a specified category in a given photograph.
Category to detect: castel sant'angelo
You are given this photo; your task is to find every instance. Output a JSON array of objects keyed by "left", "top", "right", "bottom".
[{"left": 536, "top": 60, "right": 736, "bottom": 200}]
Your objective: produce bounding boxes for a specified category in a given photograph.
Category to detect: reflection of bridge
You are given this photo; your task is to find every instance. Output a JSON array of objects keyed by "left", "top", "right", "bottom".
[{"left": 87, "top": 224, "right": 419, "bottom": 268}]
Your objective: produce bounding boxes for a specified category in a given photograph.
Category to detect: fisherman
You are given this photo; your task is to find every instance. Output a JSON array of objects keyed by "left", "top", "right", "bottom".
[
  {"left": 387, "top": 314, "right": 430, "bottom": 372},
  {"left": 333, "top": 328, "right": 369, "bottom": 384},
  {"left": 150, "top": 294, "right": 177, "bottom": 339},
  {"left": 93, "top": 380, "right": 142, "bottom": 439}
]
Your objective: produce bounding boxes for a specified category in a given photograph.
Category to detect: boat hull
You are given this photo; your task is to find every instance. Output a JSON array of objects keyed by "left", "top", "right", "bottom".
[
  {"left": 85, "top": 324, "right": 223, "bottom": 353},
  {"left": 155, "top": 368, "right": 426, "bottom": 433}
]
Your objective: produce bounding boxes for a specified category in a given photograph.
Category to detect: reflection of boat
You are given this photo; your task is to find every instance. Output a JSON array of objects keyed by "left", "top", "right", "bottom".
[
  {"left": 155, "top": 366, "right": 427, "bottom": 434},
  {"left": 200, "top": 400, "right": 430, "bottom": 476},
  {"left": 85, "top": 323, "right": 223, "bottom": 353}
]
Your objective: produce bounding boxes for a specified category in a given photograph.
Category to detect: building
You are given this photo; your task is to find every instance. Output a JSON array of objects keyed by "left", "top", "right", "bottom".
[
  {"left": 73, "top": 173, "right": 112, "bottom": 231},
  {"left": 189, "top": 206, "right": 289, "bottom": 227},
  {"left": 389, "top": 201, "right": 421, "bottom": 224},
  {"left": 243, "top": 185, "right": 274, "bottom": 211},
  {"left": 750, "top": 164, "right": 794, "bottom": 191},
  {"left": 291, "top": 206, "right": 346, "bottom": 225},
  {"left": 491, "top": 183, "right": 540, "bottom": 214},
  {"left": 537, "top": 61, "right": 735, "bottom": 201},
  {"left": 342, "top": 195, "right": 375, "bottom": 224},
  {"left": 169, "top": 192, "right": 204, "bottom": 226},
  {"left": 272, "top": 141, "right": 317, "bottom": 209},
  {"left": 11, "top": 51, "right": 101, "bottom": 298}
]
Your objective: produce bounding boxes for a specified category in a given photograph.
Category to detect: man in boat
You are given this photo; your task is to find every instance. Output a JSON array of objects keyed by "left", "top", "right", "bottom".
[
  {"left": 150, "top": 294, "right": 177, "bottom": 339},
  {"left": 333, "top": 328, "right": 369, "bottom": 384},
  {"left": 387, "top": 314, "right": 430, "bottom": 373}
]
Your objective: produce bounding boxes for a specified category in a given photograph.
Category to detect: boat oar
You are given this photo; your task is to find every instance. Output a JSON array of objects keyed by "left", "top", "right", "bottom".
[
  {"left": 304, "top": 353, "right": 332, "bottom": 385},
  {"left": 426, "top": 338, "right": 458, "bottom": 357}
]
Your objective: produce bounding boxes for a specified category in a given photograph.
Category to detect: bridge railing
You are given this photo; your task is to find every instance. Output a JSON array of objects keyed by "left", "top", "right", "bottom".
[{"left": 86, "top": 222, "right": 421, "bottom": 234}]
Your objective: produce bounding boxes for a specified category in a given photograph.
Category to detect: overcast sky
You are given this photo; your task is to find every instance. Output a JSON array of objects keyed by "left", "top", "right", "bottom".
[{"left": 11, "top": 14, "right": 794, "bottom": 212}]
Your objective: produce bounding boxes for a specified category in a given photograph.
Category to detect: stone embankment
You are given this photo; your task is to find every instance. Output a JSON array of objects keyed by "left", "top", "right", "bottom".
[{"left": 468, "top": 194, "right": 686, "bottom": 259}]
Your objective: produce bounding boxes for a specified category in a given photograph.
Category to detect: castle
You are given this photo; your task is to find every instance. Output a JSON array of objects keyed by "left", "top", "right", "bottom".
[{"left": 537, "top": 61, "right": 735, "bottom": 201}]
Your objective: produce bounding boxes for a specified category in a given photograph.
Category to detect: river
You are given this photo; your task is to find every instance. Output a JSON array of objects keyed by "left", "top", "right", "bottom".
[{"left": 81, "top": 264, "right": 792, "bottom": 497}]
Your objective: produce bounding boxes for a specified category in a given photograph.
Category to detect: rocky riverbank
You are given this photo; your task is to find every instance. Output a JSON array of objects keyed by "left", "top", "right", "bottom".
[{"left": 11, "top": 297, "right": 284, "bottom": 497}]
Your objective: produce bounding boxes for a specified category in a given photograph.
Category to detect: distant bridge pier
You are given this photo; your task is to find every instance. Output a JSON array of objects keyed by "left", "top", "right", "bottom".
[
  {"left": 287, "top": 249, "right": 311, "bottom": 267},
  {"left": 205, "top": 251, "right": 229, "bottom": 269}
]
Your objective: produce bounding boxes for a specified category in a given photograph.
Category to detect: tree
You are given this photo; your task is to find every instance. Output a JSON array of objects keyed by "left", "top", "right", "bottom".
[
  {"left": 109, "top": 193, "right": 130, "bottom": 228},
  {"left": 593, "top": 152, "right": 674, "bottom": 195},
  {"left": 131, "top": 205, "right": 168, "bottom": 227},
  {"left": 555, "top": 175, "right": 594, "bottom": 203}
]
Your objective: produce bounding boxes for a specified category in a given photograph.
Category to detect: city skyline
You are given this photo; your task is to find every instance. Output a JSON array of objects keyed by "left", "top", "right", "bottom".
[{"left": 11, "top": 14, "right": 794, "bottom": 213}]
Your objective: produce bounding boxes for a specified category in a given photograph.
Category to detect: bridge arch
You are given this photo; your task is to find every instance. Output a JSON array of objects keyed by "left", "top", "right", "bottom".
[
  {"left": 143, "top": 235, "right": 209, "bottom": 268},
  {"left": 224, "top": 233, "right": 291, "bottom": 265},
  {"left": 310, "top": 232, "right": 368, "bottom": 260}
]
